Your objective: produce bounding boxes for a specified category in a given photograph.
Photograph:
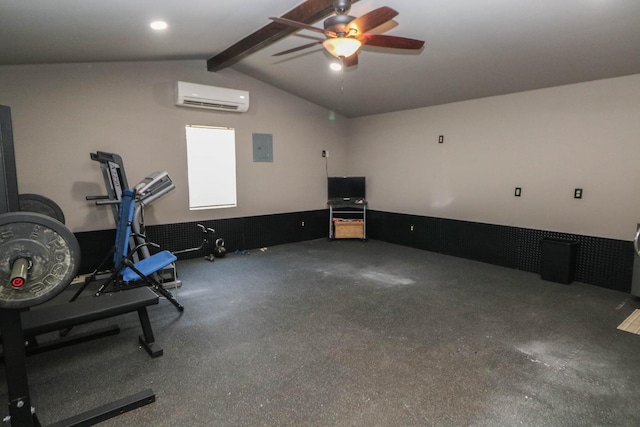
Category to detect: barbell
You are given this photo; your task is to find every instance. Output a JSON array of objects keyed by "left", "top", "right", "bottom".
[
  {"left": 18, "top": 193, "right": 66, "bottom": 224},
  {"left": 0, "top": 212, "right": 80, "bottom": 310}
]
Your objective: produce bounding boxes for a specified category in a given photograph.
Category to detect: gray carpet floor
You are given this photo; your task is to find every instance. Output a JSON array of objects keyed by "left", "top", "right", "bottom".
[{"left": 2, "top": 239, "right": 640, "bottom": 426}]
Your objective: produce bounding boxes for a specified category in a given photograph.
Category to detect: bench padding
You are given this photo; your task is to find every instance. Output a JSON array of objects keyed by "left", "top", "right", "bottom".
[{"left": 22, "top": 287, "right": 158, "bottom": 336}]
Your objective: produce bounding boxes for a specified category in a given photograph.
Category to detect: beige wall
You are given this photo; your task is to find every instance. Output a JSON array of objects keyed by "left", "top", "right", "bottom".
[
  {"left": 347, "top": 74, "right": 640, "bottom": 240},
  {"left": 0, "top": 61, "right": 350, "bottom": 232},
  {"left": 1, "top": 61, "right": 638, "bottom": 241}
]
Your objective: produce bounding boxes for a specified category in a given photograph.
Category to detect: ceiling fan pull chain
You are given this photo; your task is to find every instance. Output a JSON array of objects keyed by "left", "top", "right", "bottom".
[{"left": 340, "top": 70, "right": 345, "bottom": 112}]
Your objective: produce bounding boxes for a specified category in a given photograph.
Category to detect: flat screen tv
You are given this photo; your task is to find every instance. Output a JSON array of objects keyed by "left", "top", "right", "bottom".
[{"left": 328, "top": 176, "right": 366, "bottom": 201}]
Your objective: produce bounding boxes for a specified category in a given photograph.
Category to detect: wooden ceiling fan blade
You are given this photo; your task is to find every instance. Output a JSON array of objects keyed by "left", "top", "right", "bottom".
[
  {"left": 360, "top": 34, "right": 424, "bottom": 50},
  {"left": 343, "top": 53, "right": 358, "bottom": 67},
  {"left": 346, "top": 6, "right": 398, "bottom": 35},
  {"left": 270, "top": 17, "right": 327, "bottom": 35},
  {"left": 272, "top": 40, "right": 323, "bottom": 56}
]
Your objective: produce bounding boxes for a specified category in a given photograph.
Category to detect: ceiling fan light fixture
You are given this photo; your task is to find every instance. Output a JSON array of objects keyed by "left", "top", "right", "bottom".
[{"left": 322, "top": 37, "right": 361, "bottom": 58}]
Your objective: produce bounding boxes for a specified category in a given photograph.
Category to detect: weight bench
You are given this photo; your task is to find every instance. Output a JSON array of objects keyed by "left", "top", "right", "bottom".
[{"left": 1, "top": 287, "right": 163, "bottom": 359}]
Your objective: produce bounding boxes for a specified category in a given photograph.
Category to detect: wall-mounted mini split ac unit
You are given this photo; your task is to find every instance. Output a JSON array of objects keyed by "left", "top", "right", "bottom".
[{"left": 175, "top": 81, "right": 249, "bottom": 113}]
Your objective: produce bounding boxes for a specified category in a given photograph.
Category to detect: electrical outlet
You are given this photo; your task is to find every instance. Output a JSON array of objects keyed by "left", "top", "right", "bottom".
[
  {"left": 301, "top": 221, "right": 305, "bottom": 227},
  {"left": 410, "top": 225, "right": 414, "bottom": 231},
  {"left": 515, "top": 187, "right": 522, "bottom": 197},
  {"left": 438, "top": 135, "right": 444, "bottom": 144},
  {"left": 322, "top": 150, "right": 328, "bottom": 158},
  {"left": 574, "top": 188, "right": 583, "bottom": 199}
]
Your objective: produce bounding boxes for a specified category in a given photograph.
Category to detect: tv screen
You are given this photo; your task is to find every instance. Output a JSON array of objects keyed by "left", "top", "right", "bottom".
[{"left": 328, "top": 176, "right": 366, "bottom": 200}]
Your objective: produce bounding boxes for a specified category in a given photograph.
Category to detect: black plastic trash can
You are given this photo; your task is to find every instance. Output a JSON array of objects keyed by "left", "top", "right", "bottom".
[{"left": 540, "top": 237, "right": 579, "bottom": 284}]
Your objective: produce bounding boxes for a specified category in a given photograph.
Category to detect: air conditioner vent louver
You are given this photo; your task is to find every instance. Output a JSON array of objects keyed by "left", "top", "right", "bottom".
[
  {"left": 175, "top": 81, "right": 249, "bottom": 113},
  {"left": 182, "top": 100, "right": 239, "bottom": 111}
]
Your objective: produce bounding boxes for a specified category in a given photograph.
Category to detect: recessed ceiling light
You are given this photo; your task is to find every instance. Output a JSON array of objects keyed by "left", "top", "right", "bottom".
[
  {"left": 150, "top": 21, "right": 168, "bottom": 30},
  {"left": 330, "top": 62, "right": 343, "bottom": 71}
]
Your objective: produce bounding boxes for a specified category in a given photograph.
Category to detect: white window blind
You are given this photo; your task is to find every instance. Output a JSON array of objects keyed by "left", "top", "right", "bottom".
[{"left": 185, "top": 125, "right": 237, "bottom": 210}]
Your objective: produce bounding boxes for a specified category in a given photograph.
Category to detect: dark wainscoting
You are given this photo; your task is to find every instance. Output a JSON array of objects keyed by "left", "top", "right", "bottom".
[
  {"left": 367, "top": 210, "right": 633, "bottom": 292},
  {"left": 74, "top": 209, "right": 328, "bottom": 274},
  {"left": 145, "top": 209, "right": 328, "bottom": 257},
  {"left": 75, "top": 229, "right": 116, "bottom": 274},
  {"left": 74, "top": 208, "right": 634, "bottom": 292}
]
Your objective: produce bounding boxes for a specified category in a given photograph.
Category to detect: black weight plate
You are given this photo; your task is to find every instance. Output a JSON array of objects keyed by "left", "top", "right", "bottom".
[
  {"left": 0, "top": 212, "right": 80, "bottom": 309},
  {"left": 19, "top": 193, "right": 66, "bottom": 224}
]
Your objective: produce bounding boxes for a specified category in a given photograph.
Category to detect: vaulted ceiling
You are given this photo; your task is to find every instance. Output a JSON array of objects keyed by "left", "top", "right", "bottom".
[{"left": 2, "top": 0, "right": 639, "bottom": 117}]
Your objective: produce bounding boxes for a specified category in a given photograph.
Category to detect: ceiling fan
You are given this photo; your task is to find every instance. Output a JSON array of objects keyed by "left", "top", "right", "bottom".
[{"left": 270, "top": 0, "right": 424, "bottom": 67}]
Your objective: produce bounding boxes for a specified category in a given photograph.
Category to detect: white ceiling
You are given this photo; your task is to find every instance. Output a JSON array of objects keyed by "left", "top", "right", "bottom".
[{"left": 2, "top": 0, "right": 639, "bottom": 117}]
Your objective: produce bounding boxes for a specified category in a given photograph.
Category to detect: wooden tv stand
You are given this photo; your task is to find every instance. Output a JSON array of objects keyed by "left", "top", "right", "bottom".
[{"left": 328, "top": 200, "right": 367, "bottom": 241}]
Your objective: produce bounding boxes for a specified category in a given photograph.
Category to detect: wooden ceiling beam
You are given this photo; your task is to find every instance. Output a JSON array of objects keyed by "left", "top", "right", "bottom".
[{"left": 207, "top": 0, "right": 359, "bottom": 72}]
